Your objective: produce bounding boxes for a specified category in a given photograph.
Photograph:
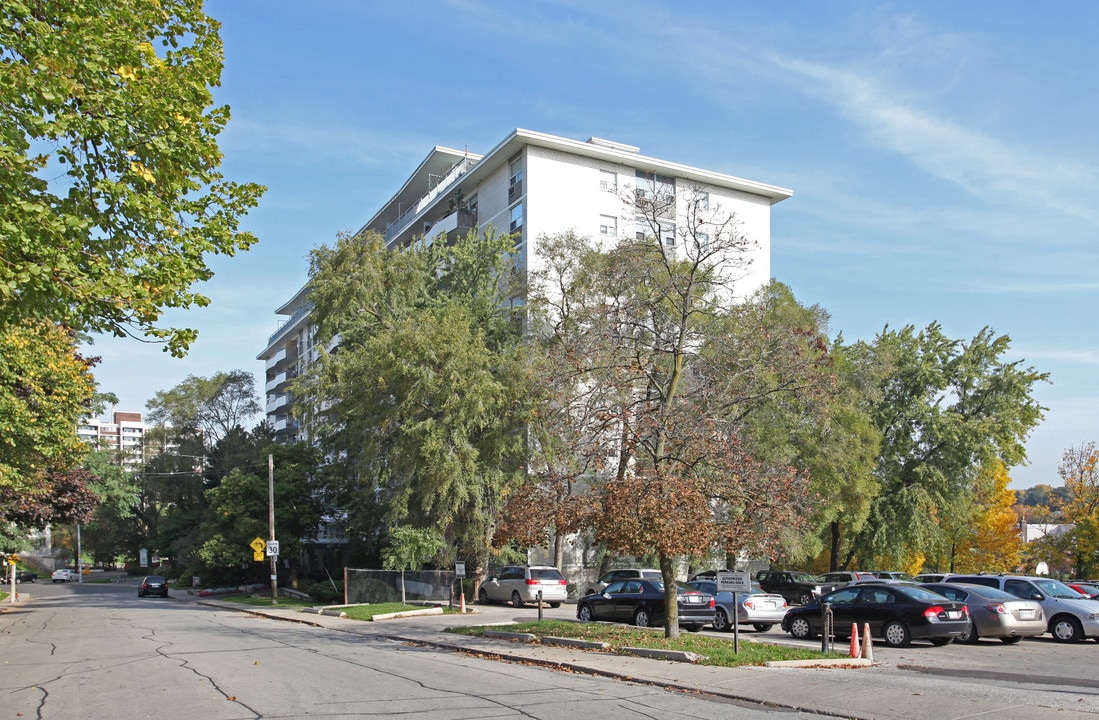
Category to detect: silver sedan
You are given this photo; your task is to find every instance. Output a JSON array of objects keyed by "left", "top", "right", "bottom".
[{"left": 921, "top": 582, "right": 1045, "bottom": 644}]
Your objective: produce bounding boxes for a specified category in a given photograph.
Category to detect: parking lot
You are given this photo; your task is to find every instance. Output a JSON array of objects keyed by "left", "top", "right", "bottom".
[{"left": 481, "top": 599, "right": 1099, "bottom": 692}]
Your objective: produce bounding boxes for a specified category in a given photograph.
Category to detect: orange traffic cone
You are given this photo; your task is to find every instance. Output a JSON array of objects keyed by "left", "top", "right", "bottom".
[
  {"left": 459, "top": 589, "right": 467, "bottom": 613},
  {"left": 849, "top": 624, "right": 861, "bottom": 658},
  {"left": 861, "top": 622, "right": 874, "bottom": 662}
]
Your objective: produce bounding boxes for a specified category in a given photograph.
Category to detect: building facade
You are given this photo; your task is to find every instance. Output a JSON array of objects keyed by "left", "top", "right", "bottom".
[
  {"left": 258, "top": 129, "right": 792, "bottom": 578},
  {"left": 76, "top": 411, "right": 150, "bottom": 467}
]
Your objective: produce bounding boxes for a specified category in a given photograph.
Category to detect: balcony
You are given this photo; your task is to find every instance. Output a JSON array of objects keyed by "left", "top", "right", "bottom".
[
  {"left": 266, "top": 393, "right": 290, "bottom": 414},
  {"left": 421, "top": 208, "right": 477, "bottom": 246},
  {"left": 265, "top": 370, "right": 288, "bottom": 393},
  {"left": 264, "top": 348, "right": 288, "bottom": 370}
]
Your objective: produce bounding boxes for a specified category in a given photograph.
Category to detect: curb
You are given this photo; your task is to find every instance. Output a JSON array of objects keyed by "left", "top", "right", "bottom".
[{"left": 621, "top": 646, "right": 702, "bottom": 663}]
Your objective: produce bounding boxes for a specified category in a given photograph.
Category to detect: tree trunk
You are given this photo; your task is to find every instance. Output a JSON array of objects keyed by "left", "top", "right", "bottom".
[
  {"left": 660, "top": 554, "right": 679, "bottom": 639},
  {"left": 830, "top": 521, "right": 842, "bottom": 571}
]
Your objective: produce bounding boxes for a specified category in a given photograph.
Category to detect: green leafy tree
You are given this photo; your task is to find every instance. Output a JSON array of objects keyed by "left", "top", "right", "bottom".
[
  {"left": 847, "top": 324, "right": 1048, "bottom": 567},
  {"left": 382, "top": 526, "right": 446, "bottom": 604},
  {"left": 195, "top": 442, "right": 326, "bottom": 587},
  {"left": 294, "top": 229, "right": 531, "bottom": 587},
  {"left": 0, "top": 0, "right": 264, "bottom": 355}
]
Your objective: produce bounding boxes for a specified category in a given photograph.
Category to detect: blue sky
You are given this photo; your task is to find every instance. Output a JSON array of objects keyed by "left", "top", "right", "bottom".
[{"left": 85, "top": 1, "right": 1098, "bottom": 489}]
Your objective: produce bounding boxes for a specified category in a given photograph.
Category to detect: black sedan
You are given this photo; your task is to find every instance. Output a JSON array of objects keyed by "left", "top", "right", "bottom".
[
  {"left": 576, "top": 579, "right": 714, "bottom": 631},
  {"left": 781, "top": 583, "right": 970, "bottom": 647},
  {"left": 138, "top": 575, "right": 169, "bottom": 598}
]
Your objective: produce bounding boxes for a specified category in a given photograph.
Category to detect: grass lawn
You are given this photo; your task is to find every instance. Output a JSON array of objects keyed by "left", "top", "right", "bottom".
[{"left": 449, "top": 619, "right": 847, "bottom": 668}]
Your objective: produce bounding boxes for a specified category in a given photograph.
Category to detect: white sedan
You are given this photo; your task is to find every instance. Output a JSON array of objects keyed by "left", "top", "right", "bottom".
[{"left": 51, "top": 569, "right": 77, "bottom": 582}]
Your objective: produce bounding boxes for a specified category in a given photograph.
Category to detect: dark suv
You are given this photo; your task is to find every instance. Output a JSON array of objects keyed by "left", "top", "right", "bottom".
[{"left": 138, "top": 575, "right": 169, "bottom": 598}]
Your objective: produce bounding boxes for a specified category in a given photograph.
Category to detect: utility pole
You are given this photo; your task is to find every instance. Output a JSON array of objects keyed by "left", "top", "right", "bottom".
[{"left": 268, "top": 453, "right": 278, "bottom": 604}]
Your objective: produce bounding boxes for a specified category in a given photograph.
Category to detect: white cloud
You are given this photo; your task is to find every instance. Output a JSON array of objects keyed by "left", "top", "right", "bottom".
[{"left": 772, "top": 55, "right": 1099, "bottom": 223}]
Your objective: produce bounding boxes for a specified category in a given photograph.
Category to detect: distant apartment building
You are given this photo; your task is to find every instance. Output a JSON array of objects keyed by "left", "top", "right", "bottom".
[
  {"left": 77, "top": 410, "right": 150, "bottom": 466},
  {"left": 258, "top": 128, "right": 792, "bottom": 438}
]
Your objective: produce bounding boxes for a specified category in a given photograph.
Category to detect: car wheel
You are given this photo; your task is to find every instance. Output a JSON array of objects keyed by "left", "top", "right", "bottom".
[
  {"left": 477, "top": 587, "right": 489, "bottom": 604},
  {"left": 634, "top": 608, "right": 653, "bottom": 628},
  {"left": 882, "top": 620, "right": 911, "bottom": 648},
  {"left": 929, "top": 637, "right": 952, "bottom": 646},
  {"left": 713, "top": 608, "right": 730, "bottom": 632},
  {"left": 511, "top": 591, "right": 524, "bottom": 609},
  {"left": 585, "top": 588, "right": 596, "bottom": 596},
  {"left": 138, "top": 591, "right": 144, "bottom": 597},
  {"left": 956, "top": 624, "right": 979, "bottom": 644},
  {"left": 685, "top": 624, "right": 703, "bottom": 632},
  {"left": 798, "top": 591, "right": 813, "bottom": 606},
  {"left": 788, "top": 616, "right": 814, "bottom": 640},
  {"left": 753, "top": 624, "right": 773, "bottom": 632},
  {"left": 577, "top": 604, "right": 594, "bottom": 622},
  {"left": 1051, "top": 615, "right": 1083, "bottom": 643},
  {"left": 1001, "top": 636, "right": 1023, "bottom": 644},
  {"left": 548, "top": 602, "right": 561, "bottom": 609}
]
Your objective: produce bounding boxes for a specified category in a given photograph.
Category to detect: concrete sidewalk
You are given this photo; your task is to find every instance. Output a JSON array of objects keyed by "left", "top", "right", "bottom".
[{"left": 198, "top": 599, "right": 1099, "bottom": 720}]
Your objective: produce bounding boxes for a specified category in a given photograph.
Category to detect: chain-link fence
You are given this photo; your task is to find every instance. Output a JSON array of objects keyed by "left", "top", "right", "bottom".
[{"left": 345, "top": 569, "right": 456, "bottom": 604}]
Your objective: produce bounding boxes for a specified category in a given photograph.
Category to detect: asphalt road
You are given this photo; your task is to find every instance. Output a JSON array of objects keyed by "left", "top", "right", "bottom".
[{"left": 2, "top": 581, "right": 826, "bottom": 720}]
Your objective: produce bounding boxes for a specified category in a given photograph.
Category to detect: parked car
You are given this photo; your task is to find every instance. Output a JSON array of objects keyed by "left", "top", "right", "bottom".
[
  {"left": 912, "top": 572, "right": 949, "bottom": 583},
  {"left": 138, "top": 575, "right": 169, "bottom": 598},
  {"left": 781, "top": 583, "right": 970, "bottom": 647},
  {"left": 920, "top": 582, "right": 1045, "bottom": 644},
  {"left": 947, "top": 574, "right": 1099, "bottom": 643},
  {"left": 819, "top": 571, "right": 877, "bottom": 587},
  {"left": 687, "top": 579, "right": 787, "bottom": 632},
  {"left": 576, "top": 578, "right": 714, "bottom": 631},
  {"left": 755, "top": 570, "right": 838, "bottom": 605},
  {"left": 871, "top": 571, "right": 915, "bottom": 581},
  {"left": 14, "top": 570, "right": 36, "bottom": 583},
  {"left": 585, "top": 568, "right": 662, "bottom": 596},
  {"left": 1066, "top": 582, "right": 1099, "bottom": 600},
  {"left": 51, "top": 568, "right": 77, "bottom": 583},
  {"left": 478, "top": 565, "right": 568, "bottom": 608}
]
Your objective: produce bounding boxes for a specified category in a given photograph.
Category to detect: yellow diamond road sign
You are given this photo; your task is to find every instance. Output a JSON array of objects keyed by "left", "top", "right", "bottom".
[{"left": 249, "top": 537, "right": 267, "bottom": 553}]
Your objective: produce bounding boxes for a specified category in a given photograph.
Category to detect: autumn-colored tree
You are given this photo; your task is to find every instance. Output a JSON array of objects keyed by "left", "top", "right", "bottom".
[
  {"left": 1057, "top": 442, "right": 1099, "bottom": 577},
  {"left": 0, "top": 320, "right": 97, "bottom": 537},
  {"left": 939, "top": 460, "right": 1021, "bottom": 572}
]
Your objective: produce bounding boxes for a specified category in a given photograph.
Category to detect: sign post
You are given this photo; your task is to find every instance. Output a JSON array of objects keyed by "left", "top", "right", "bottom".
[
  {"left": 455, "top": 562, "right": 466, "bottom": 612},
  {"left": 717, "top": 570, "right": 751, "bottom": 653}
]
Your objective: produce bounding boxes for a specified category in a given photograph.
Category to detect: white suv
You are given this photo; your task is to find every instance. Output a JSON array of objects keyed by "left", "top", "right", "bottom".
[
  {"left": 479, "top": 565, "right": 568, "bottom": 608},
  {"left": 948, "top": 574, "right": 1099, "bottom": 642}
]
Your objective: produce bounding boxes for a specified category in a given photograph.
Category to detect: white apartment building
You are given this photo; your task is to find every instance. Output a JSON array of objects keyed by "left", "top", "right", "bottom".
[
  {"left": 76, "top": 410, "right": 150, "bottom": 466},
  {"left": 259, "top": 128, "right": 792, "bottom": 437}
]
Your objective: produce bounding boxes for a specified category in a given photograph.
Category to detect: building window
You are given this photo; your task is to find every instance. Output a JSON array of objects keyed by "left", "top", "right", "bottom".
[
  {"left": 510, "top": 202, "right": 523, "bottom": 232},
  {"left": 600, "top": 170, "right": 617, "bottom": 192},
  {"left": 599, "top": 215, "right": 617, "bottom": 236},
  {"left": 697, "top": 191, "right": 709, "bottom": 211},
  {"left": 508, "top": 155, "right": 523, "bottom": 203},
  {"left": 635, "top": 170, "right": 675, "bottom": 203}
]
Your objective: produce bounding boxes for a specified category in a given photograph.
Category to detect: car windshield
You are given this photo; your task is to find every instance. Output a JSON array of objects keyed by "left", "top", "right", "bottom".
[
  {"left": 146, "top": 576, "right": 166, "bottom": 583},
  {"left": 790, "top": 573, "right": 817, "bottom": 583},
  {"left": 1034, "top": 578, "right": 1089, "bottom": 599}
]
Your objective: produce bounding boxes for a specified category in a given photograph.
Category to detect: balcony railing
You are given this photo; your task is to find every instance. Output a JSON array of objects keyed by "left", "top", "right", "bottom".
[{"left": 384, "top": 158, "right": 477, "bottom": 243}]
